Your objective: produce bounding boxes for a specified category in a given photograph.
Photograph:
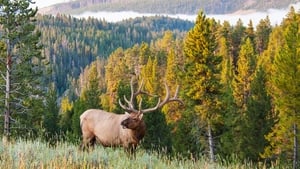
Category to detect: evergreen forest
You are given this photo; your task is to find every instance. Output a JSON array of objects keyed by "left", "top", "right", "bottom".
[{"left": 0, "top": 0, "right": 300, "bottom": 168}]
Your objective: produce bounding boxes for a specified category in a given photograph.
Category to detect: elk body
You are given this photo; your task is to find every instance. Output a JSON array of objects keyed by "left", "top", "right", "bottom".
[{"left": 80, "top": 77, "right": 183, "bottom": 154}]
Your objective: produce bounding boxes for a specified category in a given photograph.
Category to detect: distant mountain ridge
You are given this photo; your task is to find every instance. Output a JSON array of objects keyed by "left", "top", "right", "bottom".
[{"left": 39, "top": 0, "right": 300, "bottom": 15}]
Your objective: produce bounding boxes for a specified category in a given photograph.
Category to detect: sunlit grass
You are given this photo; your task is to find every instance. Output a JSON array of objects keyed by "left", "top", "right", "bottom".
[{"left": 0, "top": 139, "right": 282, "bottom": 169}]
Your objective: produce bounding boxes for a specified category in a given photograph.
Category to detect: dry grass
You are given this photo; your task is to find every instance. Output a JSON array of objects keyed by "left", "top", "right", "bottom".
[{"left": 0, "top": 139, "right": 281, "bottom": 169}]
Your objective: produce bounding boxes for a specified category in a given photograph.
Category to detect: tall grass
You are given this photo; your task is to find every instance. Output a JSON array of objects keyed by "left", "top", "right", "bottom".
[{"left": 0, "top": 139, "right": 283, "bottom": 169}]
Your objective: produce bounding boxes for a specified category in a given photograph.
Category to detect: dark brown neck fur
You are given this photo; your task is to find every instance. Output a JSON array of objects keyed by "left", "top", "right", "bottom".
[{"left": 132, "top": 121, "right": 146, "bottom": 142}]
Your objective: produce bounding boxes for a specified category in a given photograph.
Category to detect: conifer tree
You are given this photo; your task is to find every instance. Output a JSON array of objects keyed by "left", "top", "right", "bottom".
[
  {"left": 140, "top": 56, "right": 172, "bottom": 152},
  {"left": 183, "top": 11, "right": 222, "bottom": 161},
  {"left": 59, "top": 96, "right": 73, "bottom": 133},
  {"left": 0, "top": 0, "right": 44, "bottom": 142},
  {"left": 163, "top": 33, "right": 182, "bottom": 124},
  {"left": 245, "top": 66, "right": 273, "bottom": 161},
  {"left": 232, "top": 38, "right": 256, "bottom": 110},
  {"left": 255, "top": 16, "right": 272, "bottom": 54},
  {"left": 263, "top": 8, "right": 300, "bottom": 168},
  {"left": 105, "top": 48, "right": 127, "bottom": 111},
  {"left": 231, "top": 19, "right": 246, "bottom": 64},
  {"left": 230, "top": 38, "right": 256, "bottom": 158},
  {"left": 245, "top": 20, "right": 255, "bottom": 44},
  {"left": 216, "top": 29, "right": 237, "bottom": 157},
  {"left": 82, "top": 62, "right": 101, "bottom": 109},
  {"left": 43, "top": 85, "right": 59, "bottom": 142}
]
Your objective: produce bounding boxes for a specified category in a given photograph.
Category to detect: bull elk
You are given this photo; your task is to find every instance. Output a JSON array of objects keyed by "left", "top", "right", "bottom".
[{"left": 80, "top": 77, "right": 183, "bottom": 154}]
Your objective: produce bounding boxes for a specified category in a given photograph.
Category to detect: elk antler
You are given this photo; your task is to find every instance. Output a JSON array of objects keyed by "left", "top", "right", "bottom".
[
  {"left": 142, "top": 82, "right": 184, "bottom": 113},
  {"left": 119, "top": 77, "right": 157, "bottom": 113},
  {"left": 119, "top": 77, "right": 184, "bottom": 114}
]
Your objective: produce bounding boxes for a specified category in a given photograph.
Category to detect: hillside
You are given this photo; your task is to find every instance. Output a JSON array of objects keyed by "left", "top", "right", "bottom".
[
  {"left": 36, "top": 14, "right": 193, "bottom": 95},
  {"left": 39, "top": 0, "right": 300, "bottom": 15}
]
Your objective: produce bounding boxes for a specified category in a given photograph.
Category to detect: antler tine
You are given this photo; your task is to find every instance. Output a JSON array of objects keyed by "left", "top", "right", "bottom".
[
  {"left": 118, "top": 77, "right": 139, "bottom": 113},
  {"left": 140, "top": 98, "right": 161, "bottom": 113},
  {"left": 134, "top": 79, "right": 159, "bottom": 97},
  {"left": 119, "top": 78, "right": 183, "bottom": 114},
  {"left": 170, "top": 85, "right": 184, "bottom": 105},
  {"left": 141, "top": 83, "right": 183, "bottom": 114},
  {"left": 124, "top": 95, "right": 134, "bottom": 109},
  {"left": 133, "top": 79, "right": 144, "bottom": 96},
  {"left": 138, "top": 98, "right": 143, "bottom": 112},
  {"left": 158, "top": 82, "right": 171, "bottom": 108},
  {"left": 158, "top": 83, "right": 184, "bottom": 108},
  {"left": 129, "top": 77, "right": 135, "bottom": 104},
  {"left": 118, "top": 99, "right": 135, "bottom": 113}
]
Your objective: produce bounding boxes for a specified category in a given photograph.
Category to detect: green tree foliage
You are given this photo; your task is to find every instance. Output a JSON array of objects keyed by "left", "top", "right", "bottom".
[
  {"left": 255, "top": 16, "right": 272, "bottom": 54},
  {"left": 36, "top": 15, "right": 192, "bottom": 96},
  {"left": 42, "top": 85, "right": 60, "bottom": 142},
  {"left": 59, "top": 97, "right": 73, "bottom": 133},
  {"left": 114, "top": 80, "right": 131, "bottom": 114},
  {"left": 231, "top": 19, "right": 246, "bottom": 64},
  {"left": 263, "top": 8, "right": 300, "bottom": 168},
  {"left": 81, "top": 62, "right": 101, "bottom": 109},
  {"left": 232, "top": 38, "right": 256, "bottom": 110},
  {"left": 245, "top": 66, "right": 273, "bottom": 161},
  {"left": 245, "top": 20, "right": 255, "bottom": 44},
  {"left": 71, "top": 98, "right": 86, "bottom": 139},
  {"left": 228, "top": 38, "right": 256, "bottom": 159},
  {"left": 140, "top": 56, "right": 172, "bottom": 152},
  {"left": 0, "top": 0, "right": 45, "bottom": 141},
  {"left": 183, "top": 11, "right": 222, "bottom": 160}
]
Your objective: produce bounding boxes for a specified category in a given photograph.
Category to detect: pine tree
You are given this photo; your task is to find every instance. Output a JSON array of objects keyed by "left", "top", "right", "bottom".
[
  {"left": 245, "top": 66, "right": 273, "bottom": 161},
  {"left": 216, "top": 27, "right": 238, "bottom": 158},
  {"left": 59, "top": 96, "right": 73, "bottom": 133},
  {"left": 81, "top": 62, "right": 101, "bottom": 109},
  {"left": 231, "top": 19, "right": 246, "bottom": 65},
  {"left": 263, "top": 9, "right": 300, "bottom": 168},
  {"left": 245, "top": 20, "right": 255, "bottom": 44},
  {"left": 232, "top": 38, "right": 256, "bottom": 110},
  {"left": 255, "top": 16, "right": 272, "bottom": 54},
  {"left": 183, "top": 11, "right": 222, "bottom": 161},
  {"left": 105, "top": 48, "right": 127, "bottom": 111},
  {"left": 0, "top": 0, "right": 44, "bottom": 142},
  {"left": 140, "top": 56, "right": 172, "bottom": 152},
  {"left": 163, "top": 33, "right": 182, "bottom": 124},
  {"left": 230, "top": 38, "right": 256, "bottom": 159},
  {"left": 71, "top": 98, "right": 86, "bottom": 138},
  {"left": 43, "top": 85, "right": 59, "bottom": 142}
]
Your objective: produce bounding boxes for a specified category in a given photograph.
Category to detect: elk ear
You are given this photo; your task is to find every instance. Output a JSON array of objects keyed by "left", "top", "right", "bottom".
[{"left": 138, "top": 113, "right": 143, "bottom": 120}]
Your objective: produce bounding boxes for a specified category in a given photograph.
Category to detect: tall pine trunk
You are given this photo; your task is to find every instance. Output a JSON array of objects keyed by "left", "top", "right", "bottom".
[
  {"left": 208, "top": 123, "right": 215, "bottom": 162},
  {"left": 3, "top": 39, "right": 11, "bottom": 144}
]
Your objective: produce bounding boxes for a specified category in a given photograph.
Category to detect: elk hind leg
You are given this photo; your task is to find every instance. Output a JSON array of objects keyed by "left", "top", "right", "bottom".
[{"left": 80, "top": 136, "right": 96, "bottom": 151}]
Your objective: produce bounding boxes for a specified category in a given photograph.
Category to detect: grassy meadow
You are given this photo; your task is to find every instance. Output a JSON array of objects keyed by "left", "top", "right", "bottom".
[{"left": 0, "top": 139, "right": 283, "bottom": 169}]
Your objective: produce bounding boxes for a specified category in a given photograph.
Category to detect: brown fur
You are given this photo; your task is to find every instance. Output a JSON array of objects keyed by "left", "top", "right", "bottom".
[{"left": 80, "top": 109, "right": 145, "bottom": 154}]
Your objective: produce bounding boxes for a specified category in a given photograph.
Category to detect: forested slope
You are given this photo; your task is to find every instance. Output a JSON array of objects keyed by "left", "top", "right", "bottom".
[{"left": 36, "top": 14, "right": 193, "bottom": 94}]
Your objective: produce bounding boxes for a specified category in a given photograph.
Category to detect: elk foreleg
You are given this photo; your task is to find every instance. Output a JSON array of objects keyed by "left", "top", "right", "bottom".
[{"left": 125, "top": 143, "right": 137, "bottom": 158}]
